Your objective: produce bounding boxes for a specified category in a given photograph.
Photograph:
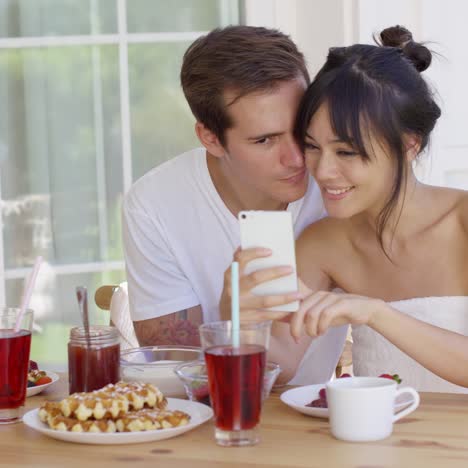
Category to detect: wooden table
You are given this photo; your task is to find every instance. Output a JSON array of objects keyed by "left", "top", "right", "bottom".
[{"left": 2, "top": 374, "right": 468, "bottom": 468}]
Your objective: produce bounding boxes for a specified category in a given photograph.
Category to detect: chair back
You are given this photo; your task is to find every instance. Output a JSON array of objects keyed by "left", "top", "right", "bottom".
[{"left": 94, "top": 283, "right": 139, "bottom": 350}]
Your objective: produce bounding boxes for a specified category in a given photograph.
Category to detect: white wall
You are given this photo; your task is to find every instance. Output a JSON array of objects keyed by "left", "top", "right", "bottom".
[
  {"left": 357, "top": 0, "right": 468, "bottom": 189},
  {"left": 245, "top": 0, "right": 357, "bottom": 77}
]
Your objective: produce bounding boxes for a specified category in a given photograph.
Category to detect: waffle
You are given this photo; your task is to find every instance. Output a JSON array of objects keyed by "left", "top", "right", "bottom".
[
  {"left": 38, "top": 401, "right": 62, "bottom": 425},
  {"left": 59, "top": 382, "right": 167, "bottom": 421},
  {"left": 46, "top": 414, "right": 117, "bottom": 433},
  {"left": 115, "top": 408, "right": 191, "bottom": 432},
  {"left": 37, "top": 381, "right": 186, "bottom": 433},
  {"left": 103, "top": 381, "right": 167, "bottom": 411},
  {"left": 60, "top": 390, "right": 130, "bottom": 421}
]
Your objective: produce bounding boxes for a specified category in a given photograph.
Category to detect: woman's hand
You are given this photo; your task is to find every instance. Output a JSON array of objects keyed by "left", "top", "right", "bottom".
[
  {"left": 219, "top": 247, "right": 303, "bottom": 322},
  {"left": 289, "top": 290, "right": 385, "bottom": 341}
]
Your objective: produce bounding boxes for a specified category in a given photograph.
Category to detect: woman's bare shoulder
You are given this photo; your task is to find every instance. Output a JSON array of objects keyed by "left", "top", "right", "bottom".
[
  {"left": 427, "top": 185, "right": 468, "bottom": 220},
  {"left": 297, "top": 218, "right": 349, "bottom": 257},
  {"left": 297, "top": 216, "right": 349, "bottom": 252},
  {"left": 454, "top": 189, "right": 468, "bottom": 229},
  {"left": 296, "top": 217, "right": 350, "bottom": 290}
]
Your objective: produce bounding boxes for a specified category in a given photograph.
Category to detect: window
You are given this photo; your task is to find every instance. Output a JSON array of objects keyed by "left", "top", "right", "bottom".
[{"left": 0, "top": 0, "right": 240, "bottom": 369}]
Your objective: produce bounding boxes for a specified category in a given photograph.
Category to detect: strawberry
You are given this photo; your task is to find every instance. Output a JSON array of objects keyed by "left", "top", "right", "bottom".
[
  {"left": 35, "top": 376, "right": 52, "bottom": 386},
  {"left": 307, "top": 398, "right": 327, "bottom": 408},
  {"left": 191, "top": 384, "right": 210, "bottom": 405},
  {"left": 318, "top": 388, "right": 327, "bottom": 400},
  {"left": 339, "top": 373, "right": 352, "bottom": 378},
  {"left": 192, "top": 385, "right": 209, "bottom": 399},
  {"left": 28, "top": 360, "right": 38, "bottom": 371},
  {"left": 379, "top": 373, "right": 394, "bottom": 380},
  {"left": 379, "top": 373, "right": 402, "bottom": 384}
]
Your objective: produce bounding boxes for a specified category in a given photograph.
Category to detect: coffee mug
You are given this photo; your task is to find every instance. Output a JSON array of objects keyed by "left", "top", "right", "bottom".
[{"left": 326, "top": 377, "right": 420, "bottom": 442}]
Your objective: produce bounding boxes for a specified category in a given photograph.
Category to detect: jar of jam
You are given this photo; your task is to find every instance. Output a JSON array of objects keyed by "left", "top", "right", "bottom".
[{"left": 68, "top": 325, "right": 120, "bottom": 394}]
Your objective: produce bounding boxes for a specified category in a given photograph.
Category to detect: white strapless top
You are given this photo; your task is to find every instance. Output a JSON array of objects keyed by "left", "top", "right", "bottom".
[{"left": 352, "top": 296, "right": 468, "bottom": 393}]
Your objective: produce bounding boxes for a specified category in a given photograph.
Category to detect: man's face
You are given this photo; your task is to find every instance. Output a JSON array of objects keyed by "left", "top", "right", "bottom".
[{"left": 219, "top": 78, "right": 308, "bottom": 209}]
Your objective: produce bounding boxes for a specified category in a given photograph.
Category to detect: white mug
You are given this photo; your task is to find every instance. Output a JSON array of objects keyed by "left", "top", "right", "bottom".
[{"left": 326, "top": 377, "right": 420, "bottom": 442}]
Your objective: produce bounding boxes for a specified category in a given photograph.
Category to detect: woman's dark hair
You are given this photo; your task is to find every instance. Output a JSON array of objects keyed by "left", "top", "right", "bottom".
[{"left": 295, "top": 25, "right": 441, "bottom": 257}]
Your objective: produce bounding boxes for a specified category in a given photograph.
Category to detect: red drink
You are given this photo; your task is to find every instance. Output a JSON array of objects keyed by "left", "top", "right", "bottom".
[
  {"left": 0, "top": 329, "right": 32, "bottom": 410},
  {"left": 68, "top": 343, "right": 120, "bottom": 393},
  {"left": 205, "top": 344, "right": 266, "bottom": 431}
]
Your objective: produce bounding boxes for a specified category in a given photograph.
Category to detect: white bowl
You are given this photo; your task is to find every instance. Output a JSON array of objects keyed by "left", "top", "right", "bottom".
[
  {"left": 26, "top": 371, "right": 59, "bottom": 397},
  {"left": 120, "top": 346, "right": 202, "bottom": 397}
]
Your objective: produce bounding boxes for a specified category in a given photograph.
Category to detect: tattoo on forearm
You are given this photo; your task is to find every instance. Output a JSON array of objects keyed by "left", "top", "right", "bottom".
[{"left": 135, "top": 309, "right": 202, "bottom": 347}]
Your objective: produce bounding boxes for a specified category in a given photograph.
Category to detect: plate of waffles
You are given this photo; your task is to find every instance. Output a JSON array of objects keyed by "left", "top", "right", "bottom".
[{"left": 23, "top": 398, "right": 213, "bottom": 444}]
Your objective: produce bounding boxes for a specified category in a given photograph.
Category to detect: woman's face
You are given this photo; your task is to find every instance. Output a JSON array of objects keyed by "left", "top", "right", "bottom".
[{"left": 304, "top": 102, "right": 397, "bottom": 220}]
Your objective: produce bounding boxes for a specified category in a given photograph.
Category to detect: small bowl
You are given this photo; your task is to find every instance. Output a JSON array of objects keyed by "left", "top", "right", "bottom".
[
  {"left": 174, "top": 360, "right": 281, "bottom": 406},
  {"left": 120, "top": 346, "right": 202, "bottom": 397},
  {"left": 174, "top": 361, "right": 211, "bottom": 405}
]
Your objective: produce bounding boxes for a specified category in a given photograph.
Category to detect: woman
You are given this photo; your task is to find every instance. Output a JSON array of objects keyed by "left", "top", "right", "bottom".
[{"left": 221, "top": 26, "right": 468, "bottom": 392}]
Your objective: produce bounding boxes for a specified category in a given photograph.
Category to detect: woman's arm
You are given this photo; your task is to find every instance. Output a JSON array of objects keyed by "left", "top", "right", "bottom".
[
  {"left": 371, "top": 302, "right": 468, "bottom": 387},
  {"left": 291, "top": 291, "right": 468, "bottom": 388}
]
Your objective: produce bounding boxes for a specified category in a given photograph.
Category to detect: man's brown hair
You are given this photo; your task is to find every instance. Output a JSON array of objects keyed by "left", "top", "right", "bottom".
[{"left": 180, "top": 25, "right": 310, "bottom": 145}]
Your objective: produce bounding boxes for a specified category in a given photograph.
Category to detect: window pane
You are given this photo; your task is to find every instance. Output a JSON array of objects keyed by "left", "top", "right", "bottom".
[
  {"left": 0, "top": 45, "right": 123, "bottom": 269},
  {"left": 6, "top": 269, "right": 125, "bottom": 370},
  {"left": 0, "top": 0, "right": 117, "bottom": 37},
  {"left": 127, "top": 0, "right": 239, "bottom": 33},
  {"left": 128, "top": 42, "right": 199, "bottom": 180}
]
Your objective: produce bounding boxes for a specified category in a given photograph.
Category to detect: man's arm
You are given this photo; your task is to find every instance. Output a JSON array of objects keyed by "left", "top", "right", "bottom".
[{"left": 133, "top": 305, "right": 203, "bottom": 347}]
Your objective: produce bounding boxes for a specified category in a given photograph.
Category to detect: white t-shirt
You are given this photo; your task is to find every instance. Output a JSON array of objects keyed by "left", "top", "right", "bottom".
[
  {"left": 123, "top": 147, "right": 325, "bottom": 322},
  {"left": 123, "top": 148, "right": 347, "bottom": 383}
]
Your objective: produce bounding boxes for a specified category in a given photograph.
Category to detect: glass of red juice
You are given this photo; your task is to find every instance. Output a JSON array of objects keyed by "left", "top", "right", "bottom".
[
  {"left": 199, "top": 320, "right": 271, "bottom": 446},
  {"left": 68, "top": 325, "right": 120, "bottom": 394},
  {"left": 0, "top": 308, "right": 33, "bottom": 424}
]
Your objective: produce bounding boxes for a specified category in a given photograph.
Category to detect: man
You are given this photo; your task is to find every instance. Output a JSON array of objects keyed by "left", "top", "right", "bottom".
[{"left": 122, "top": 25, "right": 346, "bottom": 384}]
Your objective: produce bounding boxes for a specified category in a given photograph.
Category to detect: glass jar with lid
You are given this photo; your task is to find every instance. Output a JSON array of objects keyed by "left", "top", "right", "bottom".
[{"left": 68, "top": 325, "right": 120, "bottom": 394}]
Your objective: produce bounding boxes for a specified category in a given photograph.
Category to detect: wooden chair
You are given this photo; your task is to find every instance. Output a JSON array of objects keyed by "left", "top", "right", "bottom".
[
  {"left": 94, "top": 285, "right": 118, "bottom": 311},
  {"left": 95, "top": 283, "right": 138, "bottom": 350},
  {"left": 335, "top": 337, "right": 353, "bottom": 377}
]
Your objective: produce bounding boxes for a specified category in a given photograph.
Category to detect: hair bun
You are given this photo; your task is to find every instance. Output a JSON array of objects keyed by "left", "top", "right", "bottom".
[
  {"left": 379, "top": 25, "right": 432, "bottom": 72},
  {"left": 380, "top": 25, "right": 413, "bottom": 48}
]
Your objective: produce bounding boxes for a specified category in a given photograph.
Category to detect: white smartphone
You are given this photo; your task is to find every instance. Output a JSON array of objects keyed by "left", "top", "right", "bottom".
[{"left": 238, "top": 210, "right": 299, "bottom": 312}]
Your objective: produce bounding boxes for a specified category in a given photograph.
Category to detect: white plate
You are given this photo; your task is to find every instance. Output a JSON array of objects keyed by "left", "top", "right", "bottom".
[
  {"left": 22, "top": 398, "right": 213, "bottom": 445},
  {"left": 26, "top": 372, "right": 60, "bottom": 397},
  {"left": 280, "top": 384, "right": 414, "bottom": 419}
]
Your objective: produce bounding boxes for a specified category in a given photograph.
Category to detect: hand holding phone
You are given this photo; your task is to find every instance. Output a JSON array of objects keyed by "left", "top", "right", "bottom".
[{"left": 238, "top": 210, "right": 299, "bottom": 312}]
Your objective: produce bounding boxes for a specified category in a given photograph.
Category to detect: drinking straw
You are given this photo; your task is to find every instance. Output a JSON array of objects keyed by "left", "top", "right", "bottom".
[
  {"left": 231, "top": 261, "right": 240, "bottom": 348},
  {"left": 76, "top": 287, "right": 91, "bottom": 350},
  {"left": 14, "top": 256, "right": 43, "bottom": 332},
  {"left": 76, "top": 286, "right": 91, "bottom": 391}
]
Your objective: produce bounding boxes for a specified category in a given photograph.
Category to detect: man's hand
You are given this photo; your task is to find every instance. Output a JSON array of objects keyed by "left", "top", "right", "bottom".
[{"left": 219, "top": 247, "right": 303, "bottom": 322}]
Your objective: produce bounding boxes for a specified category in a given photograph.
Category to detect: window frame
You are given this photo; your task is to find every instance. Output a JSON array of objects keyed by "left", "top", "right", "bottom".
[{"left": 0, "top": 0, "right": 245, "bottom": 306}]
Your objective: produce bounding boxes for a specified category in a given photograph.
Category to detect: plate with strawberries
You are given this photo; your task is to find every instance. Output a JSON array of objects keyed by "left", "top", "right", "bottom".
[
  {"left": 26, "top": 360, "right": 59, "bottom": 397},
  {"left": 280, "top": 373, "right": 412, "bottom": 419}
]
